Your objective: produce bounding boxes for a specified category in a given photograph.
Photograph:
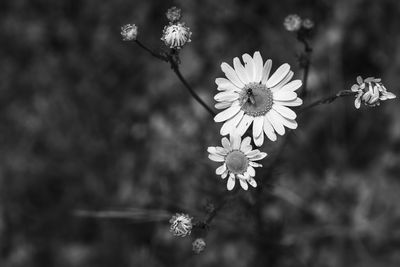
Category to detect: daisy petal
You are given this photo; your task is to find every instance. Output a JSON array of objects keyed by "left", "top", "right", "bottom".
[
  {"left": 267, "top": 110, "right": 285, "bottom": 135},
  {"left": 216, "top": 78, "right": 240, "bottom": 92},
  {"left": 253, "top": 51, "right": 263, "bottom": 82},
  {"left": 242, "top": 54, "right": 255, "bottom": 82},
  {"left": 216, "top": 164, "right": 227, "bottom": 175},
  {"left": 221, "top": 137, "right": 231, "bottom": 151},
  {"left": 208, "top": 154, "right": 225, "bottom": 162},
  {"left": 230, "top": 134, "right": 241, "bottom": 150},
  {"left": 235, "top": 114, "right": 254, "bottom": 137},
  {"left": 214, "top": 91, "right": 239, "bottom": 102},
  {"left": 263, "top": 115, "right": 277, "bottom": 141},
  {"left": 273, "top": 90, "right": 297, "bottom": 101},
  {"left": 271, "top": 71, "right": 294, "bottom": 92},
  {"left": 266, "top": 63, "right": 290, "bottom": 88},
  {"left": 252, "top": 116, "right": 264, "bottom": 139},
  {"left": 272, "top": 104, "right": 297, "bottom": 120},
  {"left": 280, "top": 80, "right": 302, "bottom": 92},
  {"left": 214, "top": 104, "right": 241, "bottom": 122},
  {"left": 274, "top": 97, "right": 303, "bottom": 107},
  {"left": 254, "top": 130, "right": 264, "bottom": 147},
  {"left": 220, "top": 110, "right": 244, "bottom": 136},
  {"left": 221, "top": 62, "right": 245, "bottom": 88},
  {"left": 355, "top": 97, "right": 361, "bottom": 109},
  {"left": 215, "top": 102, "right": 232, "bottom": 110},
  {"left": 248, "top": 178, "right": 257, "bottom": 187},
  {"left": 249, "top": 161, "right": 262, "bottom": 168},
  {"left": 249, "top": 152, "right": 267, "bottom": 161},
  {"left": 227, "top": 176, "right": 236, "bottom": 191},
  {"left": 240, "top": 136, "right": 252, "bottom": 150},
  {"left": 261, "top": 59, "right": 272, "bottom": 84},
  {"left": 247, "top": 166, "right": 256, "bottom": 177},
  {"left": 233, "top": 57, "right": 249, "bottom": 84},
  {"left": 239, "top": 179, "right": 248, "bottom": 190}
]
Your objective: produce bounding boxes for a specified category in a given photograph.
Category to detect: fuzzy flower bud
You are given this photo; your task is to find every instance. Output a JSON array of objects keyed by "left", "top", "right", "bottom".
[
  {"left": 121, "top": 24, "right": 138, "bottom": 41},
  {"left": 161, "top": 22, "right": 192, "bottom": 49},
  {"left": 166, "top": 6, "right": 182, "bottom": 22},
  {"left": 169, "top": 213, "right": 193, "bottom": 237},
  {"left": 192, "top": 238, "right": 206, "bottom": 254},
  {"left": 351, "top": 76, "right": 396, "bottom": 109},
  {"left": 283, "top": 14, "right": 302, "bottom": 32},
  {"left": 302, "top": 18, "right": 314, "bottom": 30}
]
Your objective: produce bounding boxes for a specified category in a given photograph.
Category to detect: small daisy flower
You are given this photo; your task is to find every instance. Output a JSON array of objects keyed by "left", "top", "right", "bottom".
[
  {"left": 169, "top": 213, "right": 193, "bottom": 237},
  {"left": 214, "top": 51, "right": 303, "bottom": 146},
  {"left": 283, "top": 14, "right": 302, "bottom": 32},
  {"left": 192, "top": 238, "right": 206, "bottom": 254},
  {"left": 166, "top": 6, "right": 182, "bottom": 22},
  {"left": 351, "top": 76, "right": 396, "bottom": 109},
  {"left": 161, "top": 22, "right": 192, "bottom": 49},
  {"left": 207, "top": 135, "right": 267, "bottom": 191},
  {"left": 120, "top": 24, "right": 138, "bottom": 41}
]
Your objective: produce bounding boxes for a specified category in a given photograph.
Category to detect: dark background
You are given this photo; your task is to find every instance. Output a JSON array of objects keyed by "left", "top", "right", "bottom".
[{"left": 1, "top": 0, "right": 400, "bottom": 266}]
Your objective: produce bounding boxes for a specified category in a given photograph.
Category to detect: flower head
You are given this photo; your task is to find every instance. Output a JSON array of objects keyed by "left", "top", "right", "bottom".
[
  {"left": 169, "top": 213, "right": 193, "bottom": 237},
  {"left": 120, "top": 24, "right": 138, "bottom": 41},
  {"left": 192, "top": 238, "right": 206, "bottom": 254},
  {"left": 208, "top": 135, "right": 267, "bottom": 191},
  {"left": 351, "top": 76, "right": 396, "bottom": 109},
  {"left": 166, "top": 6, "right": 182, "bottom": 22},
  {"left": 161, "top": 22, "right": 192, "bottom": 49},
  {"left": 214, "top": 51, "right": 302, "bottom": 146},
  {"left": 283, "top": 14, "right": 302, "bottom": 32},
  {"left": 302, "top": 18, "right": 314, "bottom": 30}
]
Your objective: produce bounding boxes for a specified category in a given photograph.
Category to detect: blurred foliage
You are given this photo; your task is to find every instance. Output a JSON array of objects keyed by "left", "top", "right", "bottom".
[{"left": 0, "top": 0, "right": 400, "bottom": 266}]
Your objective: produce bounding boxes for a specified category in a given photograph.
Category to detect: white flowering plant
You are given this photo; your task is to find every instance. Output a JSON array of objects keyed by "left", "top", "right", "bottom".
[{"left": 82, "top": 5, "right": 396, "bottom": 260}]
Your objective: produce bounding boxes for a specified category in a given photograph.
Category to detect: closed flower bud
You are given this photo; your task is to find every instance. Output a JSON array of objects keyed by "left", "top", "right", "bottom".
[
  {"left": 283, "top": 14, "right": 302, "bottom": 32},
  {"left": 166, "top": 6, "right": 182, "bottom": 22},
  {"left": 169, "top": 213, "right": 193, "bottom": 237},
  {"left": 192, "top": 238, "right": 206, "bottom": 254},
  {"left": 121, "top": 24, "right": 138, "bottom": 41}
]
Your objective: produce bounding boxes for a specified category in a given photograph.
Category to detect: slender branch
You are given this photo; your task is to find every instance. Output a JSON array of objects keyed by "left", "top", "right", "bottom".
[
  {"left": 134, "top": 40, "right": 215, "bottom": 117},
  {"left": 169, "top": 61, "right": 216, "bottom": 117},
  {"left": 299, "top": 90, "right": 356, "bottom": 114},
  {"left": 298, "top": 37, "right": 312, "bottom": 99},
  {"left": 135, "top": 40, "right": 167, "bottom": 61}
]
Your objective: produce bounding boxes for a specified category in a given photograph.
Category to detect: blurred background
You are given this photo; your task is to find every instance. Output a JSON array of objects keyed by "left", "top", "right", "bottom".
[{"left": 1, "top": 0, "right": 400, "bottom": 266}]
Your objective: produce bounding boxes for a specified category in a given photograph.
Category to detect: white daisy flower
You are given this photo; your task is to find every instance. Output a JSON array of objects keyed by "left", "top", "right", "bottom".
[
  {"left": 207, "top": 135, "right": 267, "bottom": 191},
  {"left": 351, "top": 76, "right": 396, "bottom": 109},
  {"left": 214, "top": 52, "right": 303, "bottom": 146},
  {"left": 161, "top": 22, "right": 192, "bottom": 49}
]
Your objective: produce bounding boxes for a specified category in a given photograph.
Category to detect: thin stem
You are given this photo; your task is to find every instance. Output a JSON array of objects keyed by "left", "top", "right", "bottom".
[
  {"left": 169, "top": 60, "right": 216, "bottom": 117},
  {"left": 135, "top": 40, "right": 167, "bottom": 61},
  {"left": 134, "top": 40, "right": 215, "bottom": 117},
  {"left": 298, "top": 37, "right": 312, "bottom": 99},
  {"left": 299, "top": 90, "right": 356, "bottom": 114}
]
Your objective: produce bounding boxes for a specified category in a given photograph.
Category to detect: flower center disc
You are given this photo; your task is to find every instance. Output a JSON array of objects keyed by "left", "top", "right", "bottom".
[
  {"left": 240, "top": 83, "right": 273, "bottom": 116},
  {"left": 225, "top": 150, "right": 248, "bottom": 174}
]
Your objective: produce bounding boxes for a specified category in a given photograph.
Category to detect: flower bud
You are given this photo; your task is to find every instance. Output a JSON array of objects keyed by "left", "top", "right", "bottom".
[
  {"left": 283, "top": 14, "right": 302, "bottom": 32},
  {"left": 169, "top": 213, "right": 193, "bottom": 237},
  {"left": 192, "top": 238, "right": 206, "bottom": 254},
  {"left": 120, "top": 24, "right": 138, "bottom": 41},
  {"left": 166, "top": 6, "right": 182, "bottom": 22},
  {"left": 161, "top": 22, "right": 192, "bottom": 49}
]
